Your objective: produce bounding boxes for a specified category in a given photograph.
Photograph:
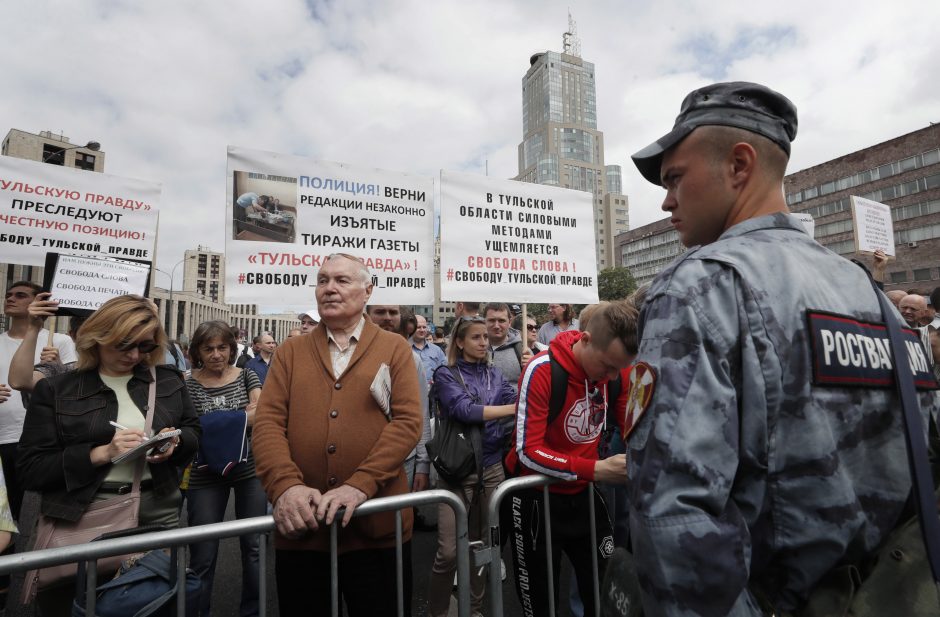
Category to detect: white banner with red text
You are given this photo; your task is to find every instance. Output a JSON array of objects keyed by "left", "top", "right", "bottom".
[
  {"left": 438, "top": 170, "right": 599, "bottom": 303},
  {"left": 0, "top": 155, "right": 159, "bottom": 265}
]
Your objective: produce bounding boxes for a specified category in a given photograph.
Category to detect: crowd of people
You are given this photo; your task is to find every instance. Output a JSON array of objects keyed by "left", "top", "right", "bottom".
[{"left": 0, "top": 80, "right": 938, "bottom": 617}]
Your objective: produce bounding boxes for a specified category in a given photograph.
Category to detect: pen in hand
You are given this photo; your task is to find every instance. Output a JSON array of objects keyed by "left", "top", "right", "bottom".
[{"left": 109, "top": 421, "right": 150, "bottom": 439}]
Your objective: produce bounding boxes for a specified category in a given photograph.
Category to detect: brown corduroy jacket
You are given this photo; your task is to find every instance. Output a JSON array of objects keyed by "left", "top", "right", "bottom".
[{"left": 253, "top": 318, "right": 422, "bottom": 552}]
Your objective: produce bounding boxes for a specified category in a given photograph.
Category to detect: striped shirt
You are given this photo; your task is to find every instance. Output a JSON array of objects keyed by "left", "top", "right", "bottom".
[{"left": 185, "top": 368, "right": 261, "bottom": 488}]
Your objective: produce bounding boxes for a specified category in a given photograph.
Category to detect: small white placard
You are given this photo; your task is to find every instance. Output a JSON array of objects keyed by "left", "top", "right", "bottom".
[
  {"left": 50, "top": 254, "right": 151, "bottom": 310},
  {"left": 851, "top": 196, "right": 895, "bottom": 256},
  {"left": 792, "top": 212, "right": 815, "bottom": 238}
]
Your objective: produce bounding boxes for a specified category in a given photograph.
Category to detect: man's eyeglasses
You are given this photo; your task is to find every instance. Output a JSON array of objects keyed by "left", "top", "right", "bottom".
[
  {"left": 526, "top": 324, "right": 537, "bottom": 332},
  {"left": 115, "top": 340, "right": 160, "bottom": 354}
]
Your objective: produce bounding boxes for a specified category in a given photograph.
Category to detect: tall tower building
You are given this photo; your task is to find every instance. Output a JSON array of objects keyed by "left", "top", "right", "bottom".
[{"left": 515, "top": 15, "right": 629, "bottom": 269}]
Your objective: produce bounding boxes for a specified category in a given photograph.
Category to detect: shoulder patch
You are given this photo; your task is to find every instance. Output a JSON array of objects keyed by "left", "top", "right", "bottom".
[
  {"left": 806, "top": 310, "right": 939, "bottom": 390},
  {"left": 623, "top": 362, "right": 656, "bottom": 437}
]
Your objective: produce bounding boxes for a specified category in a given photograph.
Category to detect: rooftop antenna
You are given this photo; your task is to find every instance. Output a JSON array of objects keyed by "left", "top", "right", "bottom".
[{"left": 563, "top": 10, "right": 581, "bottom": 58}]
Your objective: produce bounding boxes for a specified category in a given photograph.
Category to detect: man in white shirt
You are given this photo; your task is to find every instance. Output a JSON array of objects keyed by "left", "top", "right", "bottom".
[{"left": 0, "top": 281, "right": 76, "bottom": 518}]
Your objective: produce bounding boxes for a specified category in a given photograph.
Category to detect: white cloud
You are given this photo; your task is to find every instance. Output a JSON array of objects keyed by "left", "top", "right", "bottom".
[{"left": 1, "top": 0, "right": 938, "bottom": 301}]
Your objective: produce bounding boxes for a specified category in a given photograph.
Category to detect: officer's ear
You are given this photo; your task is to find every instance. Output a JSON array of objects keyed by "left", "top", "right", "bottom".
[{"left": 729, "top": 142, "right": 757, "bottom": 189}]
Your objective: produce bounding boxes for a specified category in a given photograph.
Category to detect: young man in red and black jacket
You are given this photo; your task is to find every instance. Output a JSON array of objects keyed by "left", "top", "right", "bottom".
[{"left": 504, "top": 300, "right": 638, "bottom": 617}]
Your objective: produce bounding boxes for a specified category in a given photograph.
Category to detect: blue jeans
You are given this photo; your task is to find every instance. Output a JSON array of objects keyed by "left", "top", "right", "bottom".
[{"left": 187, "top": 476, "right": 268, "bottom": 617}]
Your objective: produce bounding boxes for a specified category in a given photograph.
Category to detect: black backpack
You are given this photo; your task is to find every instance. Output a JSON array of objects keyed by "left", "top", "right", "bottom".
[
  {"left": 235, "top": 347, "right": 251, "bottom": 368},
  {"left": 503, "top": 349, "right": 624, "bottom": 474},
  {"left": 546, "top": 348, "right": 623, "bottom": 427}
]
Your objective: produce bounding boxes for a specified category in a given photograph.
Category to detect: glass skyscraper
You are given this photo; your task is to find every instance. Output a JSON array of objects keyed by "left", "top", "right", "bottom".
[{"left": 516, "top": 46, "right": 629, "bottom": 269}]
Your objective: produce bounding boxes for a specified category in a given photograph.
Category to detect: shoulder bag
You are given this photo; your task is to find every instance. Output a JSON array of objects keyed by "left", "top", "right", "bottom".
[
  {"left": 71, "top": 527, "right": 201, "bottom": 617},
  {"left": 21, "top": 366, "right": 158, "bottom": 603},
  {"left": 426, "top": 366, "right": 483, "bottom": 486},
  {"left": 793, "top": 274, "right": 940, "bottom": 616}
]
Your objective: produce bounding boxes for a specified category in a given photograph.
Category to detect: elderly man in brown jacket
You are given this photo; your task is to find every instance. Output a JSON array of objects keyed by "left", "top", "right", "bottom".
[{"left": 253, "top": 253, "right": 422, "bottom": 617}]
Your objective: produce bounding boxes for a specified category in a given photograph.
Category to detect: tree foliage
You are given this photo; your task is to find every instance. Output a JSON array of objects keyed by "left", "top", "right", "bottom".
[{"left": 598, "top": 266, "right": 637, "bottom": 301}]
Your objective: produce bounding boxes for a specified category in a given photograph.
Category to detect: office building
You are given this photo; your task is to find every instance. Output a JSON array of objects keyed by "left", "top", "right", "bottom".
[
  {"left": 158, "top": 245, "right": 300, "bottom": 343},
  {"left": 515, "top": 15, "right": 629, "bottom": 270},
  {"left": 1, "top": 129, "right": 105, "bottom": 330},
  {"left": 616, "top": 123, "right": 940, "bottom": 288},
  {"left": 2, "top": 129, "right": 105, "bottom": 172},
  {"left": 183, "top": 246, "right": 224, "bottom": 304}
]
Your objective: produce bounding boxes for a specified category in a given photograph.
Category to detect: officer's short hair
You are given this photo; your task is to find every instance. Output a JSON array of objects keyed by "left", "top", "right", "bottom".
[
  {"left": 696, "top": 126, "right": 789, "bottom": 180},
  {"left": 584, "top": 300, "right": 639, "bottom": 355}
]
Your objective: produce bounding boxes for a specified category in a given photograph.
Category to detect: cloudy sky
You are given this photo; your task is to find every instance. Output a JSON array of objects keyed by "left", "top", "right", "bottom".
[{"left": 2, "top": 0, "right": 938, "bottom": 303}]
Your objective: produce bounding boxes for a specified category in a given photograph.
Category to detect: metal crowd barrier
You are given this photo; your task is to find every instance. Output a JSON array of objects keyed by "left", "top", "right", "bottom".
[
  {"left": 0, "top": 489, "right": 471, "bottom": 617},
  {"left": 478, "top": 475, "right": 604, "bottom": 617}
]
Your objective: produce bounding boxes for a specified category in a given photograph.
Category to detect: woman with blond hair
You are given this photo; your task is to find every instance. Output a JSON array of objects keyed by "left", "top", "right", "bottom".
[{"left": 18, "top": 294, "right": 201, "bottom": 615}]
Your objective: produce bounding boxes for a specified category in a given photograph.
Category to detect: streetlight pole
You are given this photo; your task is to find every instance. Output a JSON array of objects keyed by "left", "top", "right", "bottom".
[
  {"left": 155, "top": 255, "right": 194, "bottom": 339},
  {"left": 42, "top": 140, "right": 101, "bottom": 164}
]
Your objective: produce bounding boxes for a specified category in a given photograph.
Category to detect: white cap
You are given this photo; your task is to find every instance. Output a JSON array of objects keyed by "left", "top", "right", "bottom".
[{"left": 299, "top": 308, "right": 320, "bottom": 322}]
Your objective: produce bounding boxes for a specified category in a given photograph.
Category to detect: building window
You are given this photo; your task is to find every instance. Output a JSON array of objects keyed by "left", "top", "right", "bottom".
[
  {"left": 914, "top": 268, "right": 932, "bottom": 281},
  {"left": 42, "top": 144, "right": 65, "bottom": 165},
  {"left": 890, "top": 271, "right": 908, "bottom": 284},
  {"left": 74, "top": 152, "right": 96, "bottom": 171}
]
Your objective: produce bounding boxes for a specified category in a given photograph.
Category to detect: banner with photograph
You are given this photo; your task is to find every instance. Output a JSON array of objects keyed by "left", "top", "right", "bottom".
[
  {"left": 225, "top": 147, "right": 434, "bottom": 305},
  {"left": 851, "top": 196, "right": 895, "bottom": 256},
  {"left": 0, "top": 155, "right": 160, "bottom": 265},
  {"left": 439, "top": 170, "right": 598, "bottom": 303}
]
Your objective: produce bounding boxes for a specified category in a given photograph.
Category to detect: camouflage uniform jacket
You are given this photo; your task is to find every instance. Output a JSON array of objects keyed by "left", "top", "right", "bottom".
[{"left": 627, "top": 212, "right": 939, "bottom": 616}]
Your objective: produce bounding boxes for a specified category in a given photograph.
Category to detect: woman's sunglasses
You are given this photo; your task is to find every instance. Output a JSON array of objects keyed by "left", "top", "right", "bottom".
[{"left": 115, "top": 340, "right": 160, "bottom": 354}]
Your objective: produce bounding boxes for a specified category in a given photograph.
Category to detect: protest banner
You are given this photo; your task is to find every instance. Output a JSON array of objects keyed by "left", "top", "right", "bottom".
[
  {"left": 0, "top": 155, "right": 160, "bottom": 264},
  {"left": 45, "top": 253, "right": 150, "bottom": 314},
  {"left": 792, "top": 212, "right": 815, "bottom": 238},
  {"left": 439, "top": 170, "right": 598, "bottom": 303},
  {"left": 225, "top": 147, "right": 434, "bottom": 305},
  {"left": 851, "top": 196, "right": 895, "bottom": 256}
]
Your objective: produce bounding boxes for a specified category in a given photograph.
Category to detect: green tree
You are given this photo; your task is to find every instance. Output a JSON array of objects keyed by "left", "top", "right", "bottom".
[{"left": 598, "top": 266, "right": 637, "bottom": 301}]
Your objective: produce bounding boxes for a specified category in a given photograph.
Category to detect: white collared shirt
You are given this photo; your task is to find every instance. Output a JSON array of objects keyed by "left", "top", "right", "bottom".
[{"left": 325, "top": 316, "right": 365, "bottom": 378}]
